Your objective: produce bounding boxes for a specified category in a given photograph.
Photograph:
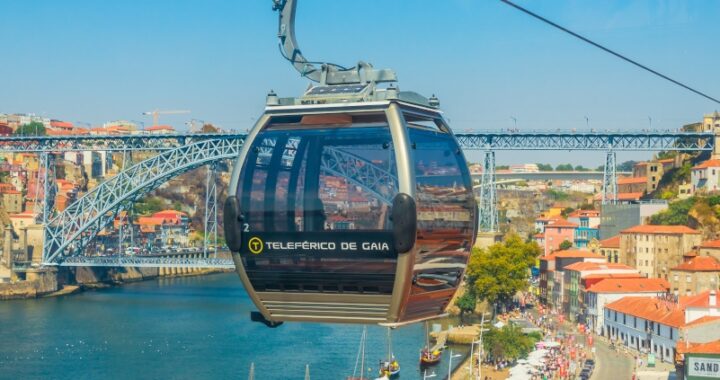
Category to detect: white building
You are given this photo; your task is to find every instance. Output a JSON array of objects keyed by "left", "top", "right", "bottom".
[
  {"left": 603, "top": 291, "right": 720, "bottom": 364},
  {"left": 692, "top": 159, "right": 720, "bottom": 193},
  {"left": 509, "top": 164, "right": 539, "bottom": 173},
  {"left": 586, "top": 278, "right": 668, "bottom": 335}
]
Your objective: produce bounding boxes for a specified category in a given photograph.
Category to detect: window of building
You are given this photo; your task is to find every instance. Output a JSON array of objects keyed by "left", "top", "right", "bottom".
[
  {"left": 674, "top": 274, "right": 678, "bottom": 281},
  {"left": 687, "top": 275, "right": 692, "bottom": 283}
]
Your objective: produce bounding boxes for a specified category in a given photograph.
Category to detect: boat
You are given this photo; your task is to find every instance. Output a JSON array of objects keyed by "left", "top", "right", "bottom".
[
  {"left": 420, "top": 347, "right": 442, "bottom": 366},
  {"left": 420, "top": 322, "right": 442, "bottom": 366},
  {"left": 378, "top": 327, "right": 400, "bottom": 378},
  {"left": 347, "top": 327, "right": 370, "bottom": 380}
]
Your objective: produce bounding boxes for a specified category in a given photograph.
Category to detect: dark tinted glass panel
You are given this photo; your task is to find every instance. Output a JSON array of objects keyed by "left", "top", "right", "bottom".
[
  {"left": 236, "top": 119, "right": 399, "bottom": 294},
  {"left": 405, "top": 126, "right": 475, "bottom": 319}
]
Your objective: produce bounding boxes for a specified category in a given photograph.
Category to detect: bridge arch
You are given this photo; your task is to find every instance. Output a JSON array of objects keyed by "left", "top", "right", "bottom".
[
  {"left": 43, "top": 138, "right": 245, "bottom": 264},
  {"left": 42, "top": 138, "right": 399, "bottom": 264}
]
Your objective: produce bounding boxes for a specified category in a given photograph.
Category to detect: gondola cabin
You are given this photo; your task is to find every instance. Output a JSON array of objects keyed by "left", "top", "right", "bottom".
[{"left": 224, "top": 85, "right": 477, "bottom": 325}]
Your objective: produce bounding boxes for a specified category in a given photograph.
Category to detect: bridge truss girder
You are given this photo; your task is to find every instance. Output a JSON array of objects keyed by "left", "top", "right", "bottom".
[
  {"left": 455, "top": 132, "right": 714, "bottom": 151},
  {"left": 0, "top": 130, "right": 712, "bottom": 153},
  {"left": 0, "top": 132, "right": 247, "bottom": 152}
]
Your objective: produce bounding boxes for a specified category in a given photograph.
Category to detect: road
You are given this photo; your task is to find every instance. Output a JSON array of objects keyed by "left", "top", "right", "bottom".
[{"left": 591, "top": 338, "right": 634, "bottom": 380}]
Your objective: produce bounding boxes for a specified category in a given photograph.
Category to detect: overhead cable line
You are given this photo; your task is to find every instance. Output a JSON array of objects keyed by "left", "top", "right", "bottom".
[{"left": 499, "top": 0, "right": 720, "bottom": 105}]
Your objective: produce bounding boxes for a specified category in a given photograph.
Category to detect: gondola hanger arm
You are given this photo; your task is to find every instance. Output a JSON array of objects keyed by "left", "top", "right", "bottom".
[{"left": 272, "top": 0, "right": 397, "bottom": 86}]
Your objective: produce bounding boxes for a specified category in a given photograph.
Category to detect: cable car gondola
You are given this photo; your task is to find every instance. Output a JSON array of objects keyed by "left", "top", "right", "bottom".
[{"left": 223, "top": 0, "right": 477, "bottom": 325}]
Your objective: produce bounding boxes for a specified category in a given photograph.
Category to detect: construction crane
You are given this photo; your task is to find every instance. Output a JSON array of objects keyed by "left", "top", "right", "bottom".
[{"left": 142, "top": 110, "right": 190, "bottom": 127}]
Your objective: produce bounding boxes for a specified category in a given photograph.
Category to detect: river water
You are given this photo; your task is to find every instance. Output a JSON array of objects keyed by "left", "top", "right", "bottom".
[{"left": 0, "top": 273, "right": 468, "bottom": 379}]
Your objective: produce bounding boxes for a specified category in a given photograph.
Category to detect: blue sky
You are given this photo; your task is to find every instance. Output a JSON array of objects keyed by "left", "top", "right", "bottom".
[{"left": 1, "top": 0, "right": 718, "bottom": 165}]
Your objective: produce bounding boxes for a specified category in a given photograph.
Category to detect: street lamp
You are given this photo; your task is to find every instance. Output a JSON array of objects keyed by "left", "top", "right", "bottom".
[
  {"left": 470, "top": 312, "right": 492, "bottom": 380},
  {"left": 447, "top": 349, "right": 462, "bottom": 379},
  {"left": 510, "top": 116, "right": 518, "bottom": 130}
]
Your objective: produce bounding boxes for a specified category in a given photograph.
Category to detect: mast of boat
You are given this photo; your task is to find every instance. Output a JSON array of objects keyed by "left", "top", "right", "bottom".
[
  {"left": 248, "top": 362, "right": 255, "bottom": 380},
  {"left": 352, "top": 327, "right": 368, "bottom": 379},
  {"left": 304, "top": 364, "right": 310, "bottom": 380},
  {"left": 387, "top": 326, "right": 392, "bottom": 362},
  {"left": 425, "top": 321, "right": 430, "bottom": 350},
  {"left": 361, "top": 327, "right": 366, "bottom": 379}
]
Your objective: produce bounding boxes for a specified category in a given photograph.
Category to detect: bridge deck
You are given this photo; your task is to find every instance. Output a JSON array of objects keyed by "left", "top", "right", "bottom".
[{"left": 57, "top": 256, "right": 236, "bottom": 269}]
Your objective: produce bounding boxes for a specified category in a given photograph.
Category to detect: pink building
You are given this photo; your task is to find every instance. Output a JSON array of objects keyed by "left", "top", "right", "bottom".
[{"left": 540, "top": 218, "right": 578, "bottom": 256}]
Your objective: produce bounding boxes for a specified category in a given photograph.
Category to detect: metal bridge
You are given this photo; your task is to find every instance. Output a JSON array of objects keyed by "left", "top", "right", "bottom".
[{"left": 0, "top": 129, "right": 714, "bottom": 268}]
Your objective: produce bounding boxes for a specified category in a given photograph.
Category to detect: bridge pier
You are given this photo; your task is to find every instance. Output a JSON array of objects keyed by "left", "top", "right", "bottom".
[
  {"left": 478, "top": 149, "right": 498, "bottom": 233},
  {"left": 203, "top": 164, "right": 218, "bottom": 258},
  {"left": 602, "top": 150, "right": 618, "bottom": 205}
]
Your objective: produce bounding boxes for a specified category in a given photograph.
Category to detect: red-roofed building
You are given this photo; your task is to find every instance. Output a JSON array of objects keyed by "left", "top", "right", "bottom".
[
  {"left": 595, "top": 192, "right": 645, "bottom": 203},
  {"left": 49, "top": 120, "right": 74, "bottom": 130},
  {"left": 604, "top": 293, "right": 720, "bottom": 364},
  {"left": 586, "top": 278, "right": 669, "bottom": 334},
  {"left": 137, "top": 210, "right": 190, "bottom": 247},
  {"left": 692, "top": 159, "right": 720, "bottom": 193},
  {"left": 145, "top": 125, "right": 175, "bottom": 134},
  {"left": 567, "top": 209, "right": 601, "bottom": 249},
  {"left": 539, "top": 249, "right": 605, "bottom": 310},
  {"left": 0, "top": 122, "right": 12, "bottom": 136},
  {"left": 618, "top": 176, "right": 648, "bottom": 194},
  {"left": 0, "top": 184, "right": 22, "bottom": 213},
  {"left": 598, "top": 235, "right": 621, "bottom": 263},
  {"left": 683, "top": 290, "right": 720, "bottom": 324},
  {"left": 699, "top": 240, "right": 720, "bottom": 263},
  {"left": 670, "top": 256, "right": 720, "bottom": 297},
  {"left": 620, "top": 225, "right": 702, "bottom": 279},
  {"left": 563, "top": 262, "right": 641, "bottom": 322},
  {"left": 633, "top": 159, "right": 679, "bottom": 193},
  {"left": 676, "top": 338, "right": 720, "bottom": 379}
]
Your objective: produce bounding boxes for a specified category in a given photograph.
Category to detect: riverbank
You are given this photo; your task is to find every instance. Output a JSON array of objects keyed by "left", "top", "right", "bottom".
[{"left": 0, "top": 265, "right": 232, "bottom": 300}]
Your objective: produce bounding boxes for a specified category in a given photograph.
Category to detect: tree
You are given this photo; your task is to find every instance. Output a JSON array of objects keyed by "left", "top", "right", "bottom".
[
  {"left": 497, "top": 165, "right": 509, "bottom": 170},
  {"left": 455, "top": 291, "right": 477, "bottom": 323},
  {"left": 574, "top": 165, "right": 589, "bottom": 171},
  {"left": 546, "top": 189, "right": 569, "bottom": 201},
  {"left": 617, "top": 160, "right": 637, "bottom": 172},
  {"left": 536, "top": 163, "right": 553, "bottom": 171},
  {"left": 201, "top": 123, "right": 219, "bottom": 133},
  {"left": 133, "top": 197, "right": 166, "bottom": 215},
  {"left": 579, "top": 203, "right": 595, "bottom": 210},
  {"left": 466, "top": 234, "right": 541, "bottom": 310},
  {"left": 561, "top": 207, "right": 575, "bottom": 218},
  {"left": 555, "top": 163, "right": 574, "bottom": 171},
  {"left": 483, "top": 324, "right": 535, "bottom": 362},
  {"left": 559, "top": 240, "right": 573, "bottom": 250},
  {"left": 650, "top": 197, "right": 696, "bottom": 225},
  {"left": 14, "top": 121, "right": 46, "bottom": 136}
]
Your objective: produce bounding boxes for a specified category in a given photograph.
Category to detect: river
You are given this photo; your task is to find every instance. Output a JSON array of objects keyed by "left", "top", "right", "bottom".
[{"left": 0, "top": 273, "right": 468, "bottom": 379}]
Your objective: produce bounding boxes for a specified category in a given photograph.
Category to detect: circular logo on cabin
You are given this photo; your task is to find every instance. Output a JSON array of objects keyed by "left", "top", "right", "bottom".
[{"left": 248, "top": 237, "right": 264, "bottom": 255}]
